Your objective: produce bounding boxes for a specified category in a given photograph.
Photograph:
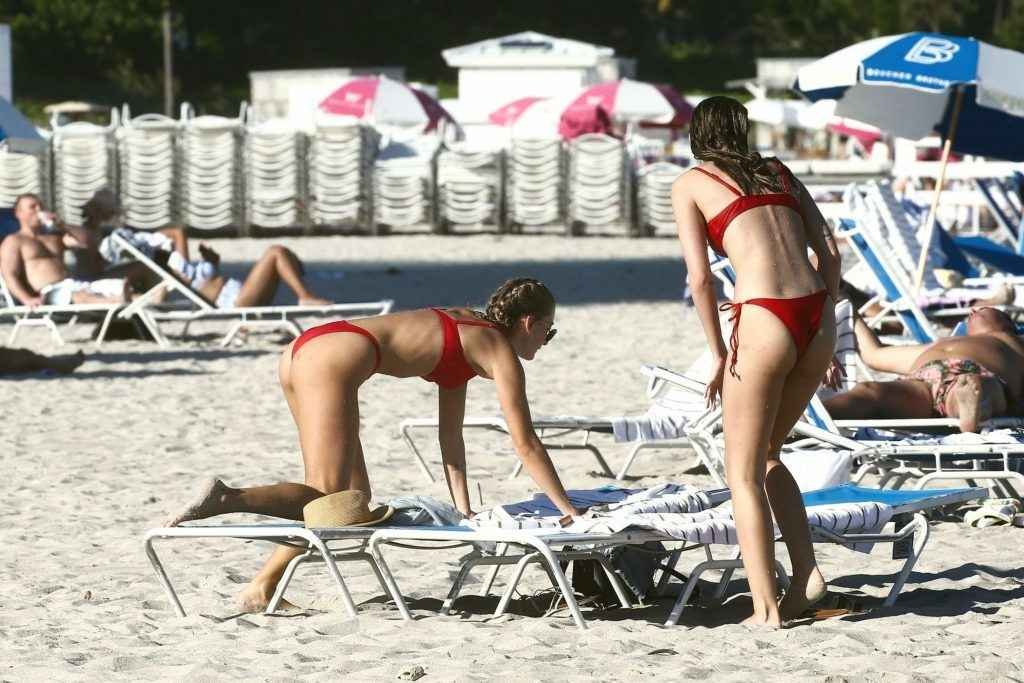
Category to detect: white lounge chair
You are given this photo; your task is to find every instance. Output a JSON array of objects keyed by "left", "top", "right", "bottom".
[
  {"left": 144, "top": 483, "right": 984, "bottom": 631},
  {"left": 108, "top": 231, "right": 394, "bottom": 347},
  {"left": 399, "top": 362, "right": 712, "bottom": 484},
  {"left": 0, "top": 272, "right": 124, "bottom": 346}
]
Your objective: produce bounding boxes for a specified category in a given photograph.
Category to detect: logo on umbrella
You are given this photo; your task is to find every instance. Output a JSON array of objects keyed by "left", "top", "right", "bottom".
[{"left": 905, "top": 37, "right": 960, "bottom": 65}]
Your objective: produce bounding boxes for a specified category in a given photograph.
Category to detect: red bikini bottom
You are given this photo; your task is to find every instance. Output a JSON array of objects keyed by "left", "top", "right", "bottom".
[
  {"left": 719, "top": 289, "right": 829, "bottom": 378},
  {"left": 291, "top": 320, "right": 382, "bottom": 372}
]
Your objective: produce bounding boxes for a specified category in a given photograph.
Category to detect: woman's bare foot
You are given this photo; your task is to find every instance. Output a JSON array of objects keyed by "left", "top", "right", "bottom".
[
  {"left": 741, "top": 612, "right": 782, "bottom": 628},
  {"left": 780, "top": 568, "right": 827, "bottom": 620},
  {"left": 946, "top": 374, "right": 990, "bottom": 433},
  {"left": 236, "top": 582, "right": 301, "bottom": 613},
  {"left": 298, "top": 296, "right": 331, "bottom": 306},
  {"left": 164, "top": 478, "right": 231, "bottom": 527}
]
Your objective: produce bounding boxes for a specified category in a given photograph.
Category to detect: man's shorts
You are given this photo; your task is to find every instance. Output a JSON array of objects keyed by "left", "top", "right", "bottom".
[{"left": 39, "top": 278, "right": 125, "bottom": 306}]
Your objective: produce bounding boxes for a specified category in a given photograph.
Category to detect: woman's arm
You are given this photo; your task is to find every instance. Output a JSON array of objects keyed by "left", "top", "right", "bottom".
[
  {"left": 486, "top": 343, "right": 580, "bottom": 518},
  {"left": 437, "top": 384, "right": 473, "bottom": 516},
  {"left": 793, "top": 175, "right": 841, "bottom": 300},
  {"left": 672, "top": 174, "right": 728, "bottom": 402},
  {"left": 853, "top": 312, "right": 927, "bottom": 374}
]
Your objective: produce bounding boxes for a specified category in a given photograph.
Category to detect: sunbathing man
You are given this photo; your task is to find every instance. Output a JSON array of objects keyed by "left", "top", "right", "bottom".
[
  {"left": 0, "top": 193, "right": 128, "bottom": 306},
  {"left": 73, "top": 188, "right": 330, "bottom": 308},
  {"left": 824, "top": 307, "right": 1022, "bottom": 432},
  {"left": 166, "top": 278, "right": 584, "bottom": 612}
]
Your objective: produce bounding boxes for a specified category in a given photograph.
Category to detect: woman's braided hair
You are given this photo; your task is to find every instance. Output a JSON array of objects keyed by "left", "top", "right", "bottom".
[
  {"left": 483, "top": 278, "right": 555, "bottom": 329},
  {"left": 690, "top": 96, "right": 784, "bottom": 195}
]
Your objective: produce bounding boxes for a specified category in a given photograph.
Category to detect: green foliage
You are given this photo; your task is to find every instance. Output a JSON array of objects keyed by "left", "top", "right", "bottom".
[{"left": 0, "top": 0, "right": 1019, "bottom": 118}]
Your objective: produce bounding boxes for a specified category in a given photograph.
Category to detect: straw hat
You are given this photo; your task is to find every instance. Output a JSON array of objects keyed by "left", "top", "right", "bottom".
[{"left": 303, "top": 490, "right": 394, "bottom": 528}]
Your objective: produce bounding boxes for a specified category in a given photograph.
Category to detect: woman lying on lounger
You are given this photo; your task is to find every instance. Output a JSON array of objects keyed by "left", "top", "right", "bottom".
[
  {"left": 68, "top": 189, "right": 331, "bottom": 308},
  {"left": 167, "top": 277, "right": 583, "bottom": 612}
]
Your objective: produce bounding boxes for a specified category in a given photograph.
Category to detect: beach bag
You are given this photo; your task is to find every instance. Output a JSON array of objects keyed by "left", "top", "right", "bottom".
[{"left": 568, "top": 541, "right": 666, "bottom": 605}]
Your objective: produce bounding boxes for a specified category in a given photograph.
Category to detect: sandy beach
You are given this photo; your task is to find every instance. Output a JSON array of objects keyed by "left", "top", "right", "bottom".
[{"left": 2, "top": 232, "right": 1022, "bottom": 681}]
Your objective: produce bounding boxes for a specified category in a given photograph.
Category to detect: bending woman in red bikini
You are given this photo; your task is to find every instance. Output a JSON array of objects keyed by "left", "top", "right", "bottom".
[
  {"left": 672, "top": 97, "right": 842, "bottom": 627},
  {"left": 166, "top": 278, "right": 583, "bottom": 612}
]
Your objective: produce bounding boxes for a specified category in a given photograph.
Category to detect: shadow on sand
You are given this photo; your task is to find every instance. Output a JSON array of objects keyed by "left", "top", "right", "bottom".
[{"left": 227, "top": 256, "right": 689, "bottom": 311}]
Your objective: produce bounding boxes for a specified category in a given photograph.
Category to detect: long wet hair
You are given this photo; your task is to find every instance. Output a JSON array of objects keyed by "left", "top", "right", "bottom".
[
  {"left": 690, "top": 96, "right": 784, "bottom": 195},
  {"left": 483, "top": 278, "right": 555, "bottom": 329}
]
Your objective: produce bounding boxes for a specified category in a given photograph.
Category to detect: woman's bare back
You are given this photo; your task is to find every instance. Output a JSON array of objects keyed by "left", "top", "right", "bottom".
[
  {"left": 298, "top": 307, "right": 503, "bottom": 379},
  {"left": 689, "top": 162, "right": 824, "bottom": 300}
]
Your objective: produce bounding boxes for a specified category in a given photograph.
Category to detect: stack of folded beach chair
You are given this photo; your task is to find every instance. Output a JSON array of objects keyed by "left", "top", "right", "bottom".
[
  {"left": 371, "top": 136, "right": 437, "bottom": 233},
  {"left": 306, "top": 118, "right": 375, "bottom": 231},
  {"left": 244, "top": 118, "right": 305, "bottom": 231},
  {"left": 505, "top": 137, "right": 564, "bottom": 233},
  {"left": 435, "top": 145, "right": 504, "bottom": 232},
  {"left": 0, "top": 147, "right": 49, "bottom": 210},
  {"left": 566, "top": 133, "right": 631, "bottom": 236},
  {"left": 52, "top": 118, "right": 118, "bottom": 226},
  {"left": 117, "top": 109, "right": 178, "bottom": 230},
  {"left": 178, "top": 108, "right": 244, "bottom": 232},
  {"left": 636, "top": 161, "right": 685, "bottom": 236}
]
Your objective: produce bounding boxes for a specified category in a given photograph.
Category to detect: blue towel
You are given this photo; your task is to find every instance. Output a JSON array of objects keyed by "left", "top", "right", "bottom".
[
  {"left": 501, "top": 486, "right": 637, "bottom": 517},
  {"left": 953, "top": 235, "right": 1024, "bottom": 275}
]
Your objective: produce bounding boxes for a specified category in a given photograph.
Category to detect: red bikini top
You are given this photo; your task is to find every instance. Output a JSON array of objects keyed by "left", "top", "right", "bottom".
[
  {"left": 422, "top": 308, "right": 498, "bottom": 390},
  {"left": 694, "top": 162, "right": 802, "bottom": 256}
]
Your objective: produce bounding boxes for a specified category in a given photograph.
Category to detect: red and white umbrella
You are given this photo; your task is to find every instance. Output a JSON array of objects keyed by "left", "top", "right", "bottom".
[
  {"left": 565, "top": 79, "right": 693, "bottom": 126},
  {"left": 488, "top": 97, "right": 547, "bottom": 127},
  {"left": 319, "top": 75, "right": 453, "bottom": 131},
  {"left": 488, "top": 80, "right": 692, "bottom": 139}
]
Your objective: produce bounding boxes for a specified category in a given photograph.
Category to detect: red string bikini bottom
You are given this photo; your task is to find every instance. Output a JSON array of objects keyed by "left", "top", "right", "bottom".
[{"left": 720, "top": 290, "right": 829, "bottom": 378}]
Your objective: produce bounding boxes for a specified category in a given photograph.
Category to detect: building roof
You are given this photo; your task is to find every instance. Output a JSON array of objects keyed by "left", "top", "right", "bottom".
[{"left": 442, "top": 31, "right": 614, "bottom": 68}]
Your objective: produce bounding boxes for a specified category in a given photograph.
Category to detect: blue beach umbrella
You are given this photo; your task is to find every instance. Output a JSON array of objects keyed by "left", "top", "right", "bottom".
[
  {"left": 0, "top": 96, "right": 44, "bottom": 152},
  {"left": 794, "top": 32, "right": 1024, "bottom": 290},
  {"left": 794, "top": 32, "right": 1024, "bottom": 160}
]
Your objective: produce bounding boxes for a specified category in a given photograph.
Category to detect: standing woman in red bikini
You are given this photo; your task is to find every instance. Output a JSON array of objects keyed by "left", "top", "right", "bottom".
[
  {"left": 167, "top": 278, "right": 583, "bottom": 612},
  {"left": 672, "top": 97, "right": 842, "bottom": 627}
]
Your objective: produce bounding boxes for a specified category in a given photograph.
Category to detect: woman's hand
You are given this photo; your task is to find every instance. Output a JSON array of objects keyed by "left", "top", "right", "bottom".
[
  {"left": 824, "top": 356, "right": 845, "bottom": 390},
  {"left": 705, "top": 357, "right": 726, "bottom": 408}
]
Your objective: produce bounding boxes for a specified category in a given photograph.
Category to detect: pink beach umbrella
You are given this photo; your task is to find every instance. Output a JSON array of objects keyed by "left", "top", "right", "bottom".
[
  {"left": 486, "top": 95, "right": 614, "bottom": 139},
  {"left": 488, "top": 97, "right": 546, "bottom": 126},
  {"left": 319, "top": 75, "right": 453, "bottom": 131},
  {"left": 565, "top": 78, "right": 693, "bottom": 127}
]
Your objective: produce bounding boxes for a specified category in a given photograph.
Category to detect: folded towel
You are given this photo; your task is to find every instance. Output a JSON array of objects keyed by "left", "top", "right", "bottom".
[{"left": 611, "top": 408, "right": 690, "bottom": 443}]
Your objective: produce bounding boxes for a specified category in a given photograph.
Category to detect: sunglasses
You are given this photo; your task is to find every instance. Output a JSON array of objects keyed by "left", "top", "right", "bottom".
[{"left": 545, "top": 327, "right": 558, "bottom": 344}]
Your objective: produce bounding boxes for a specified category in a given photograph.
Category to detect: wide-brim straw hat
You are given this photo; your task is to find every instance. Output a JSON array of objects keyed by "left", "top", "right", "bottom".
[{"left": 303, "top": 490, "right": 394, "bottom": 528}]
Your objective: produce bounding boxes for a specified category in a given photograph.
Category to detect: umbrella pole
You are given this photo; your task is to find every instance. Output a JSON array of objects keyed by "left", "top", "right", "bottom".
[{"left": 913, "top": 86, "right": 965, "bottom": 294}]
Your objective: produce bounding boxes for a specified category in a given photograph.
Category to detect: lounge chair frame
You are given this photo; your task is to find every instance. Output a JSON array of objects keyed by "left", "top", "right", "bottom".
[{"left": 109, "top": 231, "right": 393, "bottom": 347}]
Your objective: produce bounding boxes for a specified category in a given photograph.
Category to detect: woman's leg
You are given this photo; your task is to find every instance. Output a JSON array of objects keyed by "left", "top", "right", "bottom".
[
  {"left": 722, "top": 305, "right": 795, "bottom": 627},
  {"left": 762, "top": 306, "right": 835, "bottom": 619},
  {"left": 236, "top": 335, "right": 376, "bottom": 611},
  {"left": 823, "top": 379, "right": 934, "bottom": 420},
  {"left": 233, "top": 245, "right": 329, "bottom": 307}
]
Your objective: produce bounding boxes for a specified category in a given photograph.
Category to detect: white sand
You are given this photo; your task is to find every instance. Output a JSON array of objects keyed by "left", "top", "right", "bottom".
[{"left": 1, "top": 233, "right": 1022, "bottom": 680}]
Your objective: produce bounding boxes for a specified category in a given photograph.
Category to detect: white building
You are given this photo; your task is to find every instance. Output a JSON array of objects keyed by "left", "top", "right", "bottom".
[
  {"left": 441, "top": 31, "right": 635, "bottom": 127},
  {"left": 248, "top": 67, "right": 406, "bottom": 129}
]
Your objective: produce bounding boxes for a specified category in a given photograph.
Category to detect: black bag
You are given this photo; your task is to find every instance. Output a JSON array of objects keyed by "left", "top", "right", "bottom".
[
  {"left": 93, "top": 314, "right": 155, "bottom": 342},
  {"left": 569, "top": 542, "right": 667, "bottom": 606}
]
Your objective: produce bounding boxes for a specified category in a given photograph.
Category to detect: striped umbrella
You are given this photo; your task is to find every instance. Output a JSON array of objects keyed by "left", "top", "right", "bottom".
[{"left": 319, "top": 75, "right": 453, "bottom": 132}]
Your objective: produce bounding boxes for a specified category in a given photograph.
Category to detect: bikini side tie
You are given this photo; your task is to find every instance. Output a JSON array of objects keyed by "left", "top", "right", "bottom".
[{"left": 719, "top": 301, "right": 742, "bottom": 379}]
